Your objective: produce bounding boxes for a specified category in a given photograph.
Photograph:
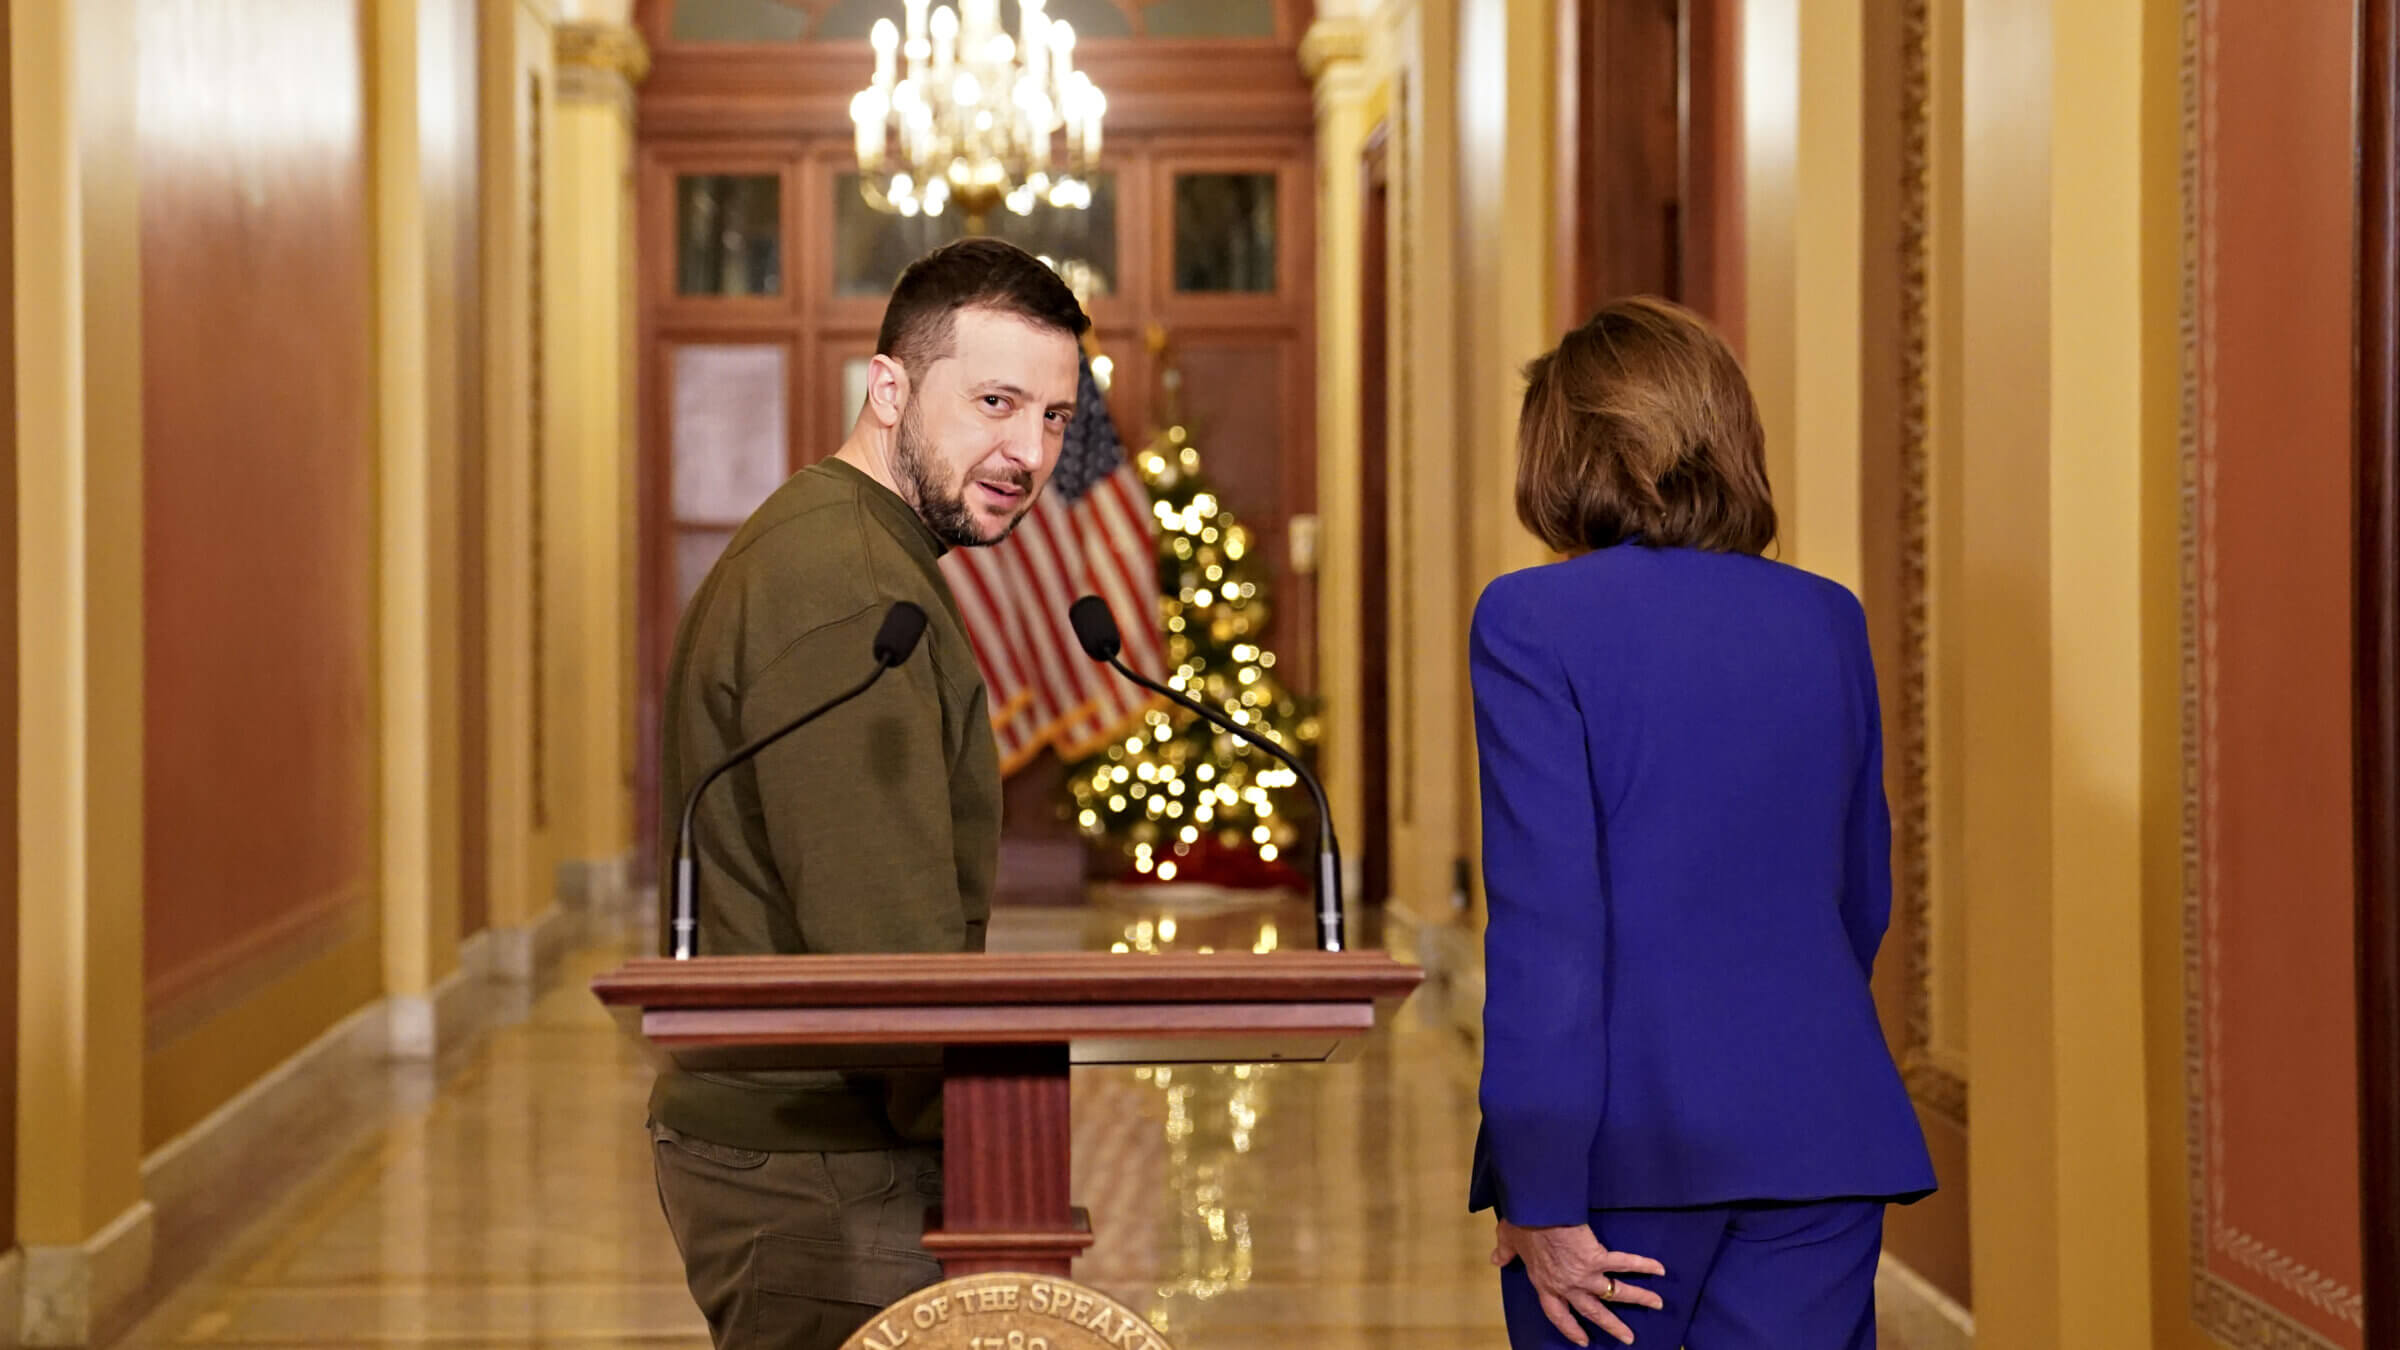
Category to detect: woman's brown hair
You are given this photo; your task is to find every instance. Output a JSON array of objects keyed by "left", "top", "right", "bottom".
[{"left": 1514, "top": 295, "right": 1778, "bottom": 555}]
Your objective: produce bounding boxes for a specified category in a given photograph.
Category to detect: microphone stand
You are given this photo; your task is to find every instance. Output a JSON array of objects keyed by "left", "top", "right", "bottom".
[
  {"left": 670, "top": 600, "right": 925, "bottom": 959},
  {"left": 1098, "top": 654, "right": 1345, "bottom": 953}
]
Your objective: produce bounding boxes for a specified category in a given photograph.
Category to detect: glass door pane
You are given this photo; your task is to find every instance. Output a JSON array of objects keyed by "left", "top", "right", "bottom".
[
  {"left": 1172, "top": 172, "right": 1278, "bottom": 293},
  {"left": 831, "top": 172, "right": 1118, "bottom": 298},
  {"left": 677, "top": 174, "right": 784, "bottom": 298},
  {"left": 672, "top": 0, "right": 808, "bottom": 41},
  {"left": 671, "top": 343, "right": 790, "bottom": 611}
]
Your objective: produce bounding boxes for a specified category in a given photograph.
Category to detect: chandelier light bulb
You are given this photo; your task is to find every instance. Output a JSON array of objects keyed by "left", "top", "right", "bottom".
[
  {"left": 852, "top": 0, "right": 1102, "bottom": 223},
  {"left": 930, "top": 5, "right": 958, "bottom": 77}
]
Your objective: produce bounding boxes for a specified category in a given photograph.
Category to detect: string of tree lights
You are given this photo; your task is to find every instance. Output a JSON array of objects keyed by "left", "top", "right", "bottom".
[{"left": 1069, "top": 361, "right": 1321, "bottom": 890}]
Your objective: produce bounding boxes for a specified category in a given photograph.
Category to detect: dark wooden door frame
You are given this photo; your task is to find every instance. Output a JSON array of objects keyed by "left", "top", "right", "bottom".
[
  {"left": 2355, "top": 0, "right": 2399, "bottom": 1343},
  {"left": 1552, "top": 0, "right": 1730, "bottom": 320},
  {"left": 1358, "top": 121, "right": 1391, "bottom": 909}
]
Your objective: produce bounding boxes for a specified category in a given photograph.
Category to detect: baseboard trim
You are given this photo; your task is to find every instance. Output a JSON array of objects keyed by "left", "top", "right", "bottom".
[
  {"left": 0, "top": 1246, "right": 22, "bottom": 1349},
  {"left": 1875, "top": 1252, "right": 1973, "bottom": 1350},
  {"left": 490, "top": 901, "right": 575, "bottom": 984},
  {"left": 555, "top": 853, "right": 632, "bottom": 911},
  {"left": 143, "top": 997, "right": 390, "bottom": 1239},
  {"left": 19, "top": 1198, "right": 153, "bottom": 1347},
  {"left": 1409, "top": 915, "right": 1485, "bottom": 1048},
  {"left": 389, "top": 930, "right": 498, "bottom": 1061}
]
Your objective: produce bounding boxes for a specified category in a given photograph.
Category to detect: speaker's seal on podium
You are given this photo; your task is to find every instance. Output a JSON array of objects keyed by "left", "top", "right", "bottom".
[{"left": 841, "top": 1273, "right": 1174, "bottom": 1350}]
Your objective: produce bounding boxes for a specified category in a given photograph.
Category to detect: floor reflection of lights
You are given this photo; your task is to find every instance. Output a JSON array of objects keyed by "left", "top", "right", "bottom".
[{"left": 107, "top": 895, "right": 1512, "bottom": 1350}]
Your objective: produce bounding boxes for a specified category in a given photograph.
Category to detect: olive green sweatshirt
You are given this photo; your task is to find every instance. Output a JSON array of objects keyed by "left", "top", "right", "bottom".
[{"left": 650, "top": 457, "right": 999, "bottom": 1152}]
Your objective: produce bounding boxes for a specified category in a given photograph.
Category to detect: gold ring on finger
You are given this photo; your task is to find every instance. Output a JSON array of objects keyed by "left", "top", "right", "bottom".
[{"left": 1602, "top": 1275, "right": 1618, "bottom": 1300}]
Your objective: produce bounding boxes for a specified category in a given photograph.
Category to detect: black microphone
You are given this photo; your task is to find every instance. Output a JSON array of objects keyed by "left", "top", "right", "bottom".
[
  {"left": 1067, "top": 595, "right": 1346, "bottom": 952},
  {"left": 668, "top": 601, "right": 929, "bottom": 959}
]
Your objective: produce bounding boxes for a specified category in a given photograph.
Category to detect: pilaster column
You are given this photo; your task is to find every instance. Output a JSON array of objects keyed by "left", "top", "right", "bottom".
[
  {"left": 1742, "top": 0, "right": 1867, "bottom": 593},
  {"left": 547, "top": 21, "right": 649, "bottom": 907},
  {"left": 1301, "top": 14, "right": 1369, "bottom": 907},
  {"left": 1957, "top": 0, "right": 2161, "bottom": 1341},
  {"left": 12, "top": 0, "right": 155, "bottom": 1339},
  {"left": 373, "top": 0, "right": 469, "bottom": 1060},
  {"left": 478, "top": 0, "right": 556, "bottom": 961}
]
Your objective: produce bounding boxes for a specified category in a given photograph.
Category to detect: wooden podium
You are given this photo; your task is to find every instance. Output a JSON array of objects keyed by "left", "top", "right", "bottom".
[{"left": 593, "top": 950, "right": 1423, "bottom": 1277}]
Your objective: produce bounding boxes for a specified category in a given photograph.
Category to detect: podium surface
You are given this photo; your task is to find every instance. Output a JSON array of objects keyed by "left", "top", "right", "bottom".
[{"left": 593, "top": 949, "right": 1424, "bottom": 1276}]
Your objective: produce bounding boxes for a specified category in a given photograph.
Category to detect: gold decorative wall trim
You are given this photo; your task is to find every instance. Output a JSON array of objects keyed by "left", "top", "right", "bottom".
[
  {"left": 530, "top": 70, "right": 551, "bottom": 833},
  {"left": 1297, "top": 18, "right": 1366, "bottom": 82},
  {"left": 2196, "top": 1278, "right": 2347, "bottom": 1350},
  {"left": 2180, "top": 0, "right": 2362, "bottom": 1340},
  {"left": 1393, "top": 64, "right": 1417, "bottom": 832},
  {"left": 556, "top": 21, "right": 649, "bottom": 109},
  {"left": 556, "top": 21, "right": 650, "bottom": 83},
  {"left": 1894, "top": 0, "right": 1965, "bottom": 1130}
]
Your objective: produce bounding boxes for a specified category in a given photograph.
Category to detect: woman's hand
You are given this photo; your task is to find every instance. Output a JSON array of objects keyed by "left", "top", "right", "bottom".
[{"left": 1491, "top": 1219, "right": 1667, "bottom": 1346}]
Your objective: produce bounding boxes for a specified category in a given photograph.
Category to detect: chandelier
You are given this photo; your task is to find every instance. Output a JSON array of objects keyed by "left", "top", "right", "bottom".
[{"left": 849, "top": 0, "right": 1107, "bottom": 229}]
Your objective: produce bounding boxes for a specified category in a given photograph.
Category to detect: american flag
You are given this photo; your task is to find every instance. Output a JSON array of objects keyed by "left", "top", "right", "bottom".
[{"left": 941, "top": 356, "right": 1169, "bottom": 774}]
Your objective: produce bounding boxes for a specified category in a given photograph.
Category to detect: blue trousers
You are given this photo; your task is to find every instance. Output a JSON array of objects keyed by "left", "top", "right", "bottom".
[{"left": 1500, "top": 1200, "right": 1883, "bottom": 1349}]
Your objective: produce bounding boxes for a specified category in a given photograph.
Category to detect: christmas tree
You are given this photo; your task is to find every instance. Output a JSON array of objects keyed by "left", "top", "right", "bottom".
[{"left": 1069, "top": 336, "right": 1322, "bottom": 890}]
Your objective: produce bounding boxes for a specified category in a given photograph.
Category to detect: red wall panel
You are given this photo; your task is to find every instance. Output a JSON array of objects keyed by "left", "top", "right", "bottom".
[
  {"left": 2190, "top": 0, "right": 2365, "bottom": 1341},
  {"left": 139, "top": 0, "right": 377, "bottom": 1019}
]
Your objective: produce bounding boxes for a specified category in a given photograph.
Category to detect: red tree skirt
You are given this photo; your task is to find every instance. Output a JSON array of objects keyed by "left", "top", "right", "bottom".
[{"left": 1106, "top": 833, "right": 1306, "bottom": 891}]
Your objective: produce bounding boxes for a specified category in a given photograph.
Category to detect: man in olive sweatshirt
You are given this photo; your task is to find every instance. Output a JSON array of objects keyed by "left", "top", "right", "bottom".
[{"left": 648, "top": 238, "right": 1087, "bottom": 1350}]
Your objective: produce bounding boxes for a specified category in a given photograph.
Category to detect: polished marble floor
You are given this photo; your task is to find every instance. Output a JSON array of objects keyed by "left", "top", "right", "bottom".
[{"left": 106, "top": 897, "right": 1518, "bottom": 1350}]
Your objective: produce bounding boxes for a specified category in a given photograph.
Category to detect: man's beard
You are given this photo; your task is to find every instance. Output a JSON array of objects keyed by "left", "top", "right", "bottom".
[{"left": 894, "top": 400, "right": 1036, "bottom": 548}]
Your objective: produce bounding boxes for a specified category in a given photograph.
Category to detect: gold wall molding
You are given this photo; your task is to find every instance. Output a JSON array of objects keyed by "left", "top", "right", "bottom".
[
  {"left": 2179, "top": 0, "right": 2361, "bottom": 1340},
  {"left": 556, "top": 21, "right": 649, "bottom": 107},
  {"left": 1893, "top": 0, "right": 1966, "bottom": 1130},
  {"left": 1298, "top": 17, "right": 1366, "bottom": 82}
]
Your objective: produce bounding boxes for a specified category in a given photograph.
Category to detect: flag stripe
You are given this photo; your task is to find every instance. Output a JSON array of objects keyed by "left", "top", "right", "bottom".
[{"left": 940, "top": 356, "right": 1166, "bottom": 775}]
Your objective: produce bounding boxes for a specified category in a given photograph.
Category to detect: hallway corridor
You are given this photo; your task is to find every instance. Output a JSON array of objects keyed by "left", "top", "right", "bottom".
[{"left": 104, "top": 900, "right": 1509, "bottom": 1350}]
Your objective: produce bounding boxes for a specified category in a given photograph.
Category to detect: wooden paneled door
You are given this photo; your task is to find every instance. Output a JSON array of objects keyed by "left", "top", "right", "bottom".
[
  {"left": 2355, "top": 0, "right": 2399, "bottom": 1340},
  {"left": 1552, "top": 0, "right": 1734, "bottom": 323},
  {"left": 628, "top": 0, "right": 1319, "bottom": 888}
]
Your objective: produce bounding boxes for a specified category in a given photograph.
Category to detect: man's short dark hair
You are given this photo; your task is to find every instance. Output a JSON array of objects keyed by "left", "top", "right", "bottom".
[{"left": 875, "top": 237, "right": 1091, "bottom": 376}]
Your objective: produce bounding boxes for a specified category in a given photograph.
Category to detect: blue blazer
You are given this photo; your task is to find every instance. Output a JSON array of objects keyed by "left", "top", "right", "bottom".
[{"left": 1467, "top": 545, "right": 1936, "bottom": 1224}]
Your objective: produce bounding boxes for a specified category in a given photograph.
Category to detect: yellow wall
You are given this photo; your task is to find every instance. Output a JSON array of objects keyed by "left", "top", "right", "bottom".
[
  {"left": 13, "top": 0, "right": 151, "bottom": 1291},
  {"left": 481, "top": 0, "right": 560, "bottom": 929},
  {"left": 1304, "top": 0, "right": 1550, "bottom": 961},
  {"left": 1744, "top": 0, "right": 1865, "bottom": 591},
  {"left": 10, "top": 0, "right": 638, "bottom": 1333},
  {"left": 144, "top": 928, "right": 383, "bottom": 1146},
  {"left": 1308, "top": 0, "right": 1483, "bottom": 941},
  {"left": 1936, "top": 0, "right": 2179, "bottom": 1339},
  {"left": 548, "top": 21, "right": 647, "bottom": 875},
  {"left": 376, "top": 0, "right": 468, "bottom": 1015},
  {"left": 1303, "top": 11, "right": 1370, "bottom": 891}
]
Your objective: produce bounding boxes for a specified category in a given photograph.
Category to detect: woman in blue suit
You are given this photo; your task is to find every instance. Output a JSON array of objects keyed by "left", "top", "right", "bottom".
[{"left": 1470, "top": 297, "right": 1936, "bottom": 1348}]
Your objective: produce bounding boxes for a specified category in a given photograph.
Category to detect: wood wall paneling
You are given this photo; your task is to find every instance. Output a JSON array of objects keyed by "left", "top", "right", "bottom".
[
  {"left": 137, "top": 0, "right": 377, "bottom": 1034},
  {"left": 2189, "top": 0, "right": 2367, "bottom": 1341},
  {"left": 1555, "top": 0, "right": 1733, "bottom": 325},
  {"left": 2354, "top": 0, "right": 2399, "bottom": 1341}
]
